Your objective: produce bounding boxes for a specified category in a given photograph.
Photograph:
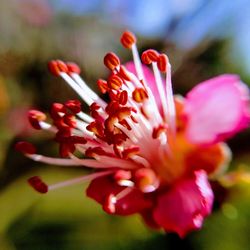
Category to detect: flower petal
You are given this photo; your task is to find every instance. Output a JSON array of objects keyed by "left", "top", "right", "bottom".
[
  {"left": 185, "top": 142, "right": 232, "bottom": 178},
  {"left": 184, "top": 74, "right": 250, "bottom": 144},
  {"left": 86, "top": 176, "right": 152, "bottom": 215},
  {"left": 153, "top": 170, "right": 214, "bottom": 238}
]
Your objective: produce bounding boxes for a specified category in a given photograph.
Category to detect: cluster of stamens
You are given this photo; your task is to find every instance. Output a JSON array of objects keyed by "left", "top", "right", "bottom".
[{"left": 15, "top": 31, "right": 177, "bottom": 214}]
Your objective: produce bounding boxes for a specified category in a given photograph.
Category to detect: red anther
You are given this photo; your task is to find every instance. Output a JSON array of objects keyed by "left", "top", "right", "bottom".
[
  {"left": 28, "top": 176, "right": 48, "bottom": 194},
  {"left": 103, "top": 194, "right": 116, "bottom": 214},
  {"left": 119, "top": 119, "right": 131, "bottom": 130},
  {"left": 90, "top": 102, "right": 101, "bottom": 111},
  {"left": 134, "top": 168, "right": 158, "bottom": 193},
  {"left": 113, "top": 144, "right": 122, "bottom": 157},
  {"left": 112, "top": 132, "right": 128, "bottom": 145},
  {"left": 107, "top": 74, "right": 123, "bottom": 90},
  {"left": 50, "top": 103, "right": 66, "bottom": 120},
  {"left": 55, "top": 129, "right": 69, "bottom": 142},
  {"left": 118, "top": 90, "right": 128, "bottom": 105},
  {"left": 104, "top": 115, "right": 119, "bottom": 132},
  {"left": 97, "top": 79, "right": 109, "bottom": 94},
  {"left": 132, "top": 88, "right": 148, "bottom": 103},
  {"left": 114, "top": 170, "right": 132, "bottom": 182},
  {"left": 108, "top": 90, "right": 119, "bottom": 101},
  {"left": 152, "top": 124, "right": 168, "bottom": 139},
  {"left": 157, "top": 54, "right": 168, "bottom": 73},
  {"left": 120, "top": 30, "right": 137, "bottom": 49},
  {"left": 116, "top": 107, "right": 131, "bottom": 121},
  {"left": 140, "top": 106, "right": 149, "bottom": 119},
  {"left": 122, "top": 146, "right": 140, "bottom": 159},
  {"left": 59, "top": 143, "right": 75, "bottom": 158},
  {"left": 141, "top": 49, "right": 159, "bottom": 64},
  {"left": 119, "top": 65, "right": 132, "bottom": 81},
  {"left": 85, "top": 146, "right": 107, "bottom": 157},
  {"left": 131, "top": 115, "right": 138, "bottom": 124},
  {"left": 28, "top": 110, "right": 46, "bottom": 130},
  {"left": 56, "top": 133, "right": 86, "bottom": 144},
  {"left": 67, "top": 136, "right": 87, "bottom": 144},
  {"left": 15, "top": 141, "right": 36, "bottom": 155},
  {"left": 103, "top": 52, "right": 120, "bottom": 71},
  {"left": 53, "top": 118, "right": 71, "bottom": 130},
  {"left": 86, "top": 121, "right": 104, "bottom": 137},
  {"left": 66, "top": 62, "right": 81, "bottom": 74},
  {"left": 63, "top": 115, "right": 77, "bottom": 128},
  {"left": 65, "top": 100, "right": 81, "bottom": 114},
  {"left": 105, "top": 101, "right": 120, "bottom": 115},
  {"left": 48, "top": 60, "right": 68, "bottom": 76}
]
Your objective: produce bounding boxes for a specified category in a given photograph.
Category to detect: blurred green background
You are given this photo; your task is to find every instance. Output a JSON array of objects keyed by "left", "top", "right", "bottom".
[{"left": 1, "top": 0, "right": 250, "bottom": 249}]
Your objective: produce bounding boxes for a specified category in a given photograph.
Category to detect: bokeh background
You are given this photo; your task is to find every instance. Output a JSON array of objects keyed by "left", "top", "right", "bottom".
[{"left": 1, "top": 0, "right": 250, "bottom": 249}]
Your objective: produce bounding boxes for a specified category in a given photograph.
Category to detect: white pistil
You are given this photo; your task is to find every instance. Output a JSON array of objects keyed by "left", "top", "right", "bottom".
[
  {"left": 48, "top": 170, "right": 114, "bottom": 191},
  {"left": 117, "top": 179, "right": 135, "bottom": 187},
  {"left": 131, "top": 44, "right": 145, "bottom": 81},
  {"left": 115, "top": 186, "right": 133, "bottom": 200},
  {"left": 71, "top": 73, "right": 107, "bottom": 108},
  {"left": 165, "top": 62, "right": 176, "bottom": 134},
  {"left": 60, "top": 72, "right": 94, "bottom": 106},
  {"left": 28, "top": 153, "right": 132, "bottom": 169},
  {"left": 125, "top": 118, "right": 143, "bottom": 139},
  {"left": 130, "top": 155, "right": 150, "bottom": 168},
  {"left": 39, "top": 121, "right": 57, "bottom": 132},
  {"left": 152, "top": 62, "right": 169, "bottom": 122},
  {"left": 114, "top": 123, "right": 139, "bottom": 144},
  {"left": 77, "top": 111, "right": 94, "bottom": 123},
  {"left": 94, "top": 155, "right": 140, "bottom": 170}
]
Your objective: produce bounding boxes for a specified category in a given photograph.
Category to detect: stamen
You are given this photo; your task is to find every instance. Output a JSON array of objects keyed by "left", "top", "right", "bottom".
[
  {"left": 60, "top": 72, "right": 94, "bottom": 106},
  {"left": 157, "top": 54, "right": 168, "bottom": 73},
  {"left": 77, "top": 111, "right": 94, "bottom": 123},
  {"left": 114, "top": 170, "right": 134, "bottom": 187},
  {"left": 130, "top": 155, "right": 151, "bottom": 168},
  {"left": 120, "top": 31, "right": 137, "bottom": 49},
  {"left": 103, "top": 194, "right": 116, "bottom": 214},
  {"left": 39, "top": 121, "right": 56, "bottom": 132},
  {"left": 48, "top": 60, "right": 68, "bottom": 76},
  {"left": 131, "top": 44, "right": 145, "bottom": 81},
  {"left": 50, "top": 103, "right": 66, "bottom": 120},
  {"left": 64, "top": 100, "right": 81, "bottom": 114},
  {"left": 115, "top": 186, "right": 133, "bottom": 200},
  {"left": 119, "top": 65, "right": 132, "bottom": 81},
  {"left": 97, "top": 79, "right": 109, "bottom": 94},
  {"left": 66, "top": 62, "right": 81, "bottom": 75},
  {"left": 114, "top": 170, "right": 132, "bottom": 181},
  {"left": 15, "top": 141, "right": 36, "bottom": 155},
  {"left": 48, "top": 170, "right": 114, "bottom": 191},
  {"left": 122, "top": 146, "right": 140, "bottom": 159},
  {"left": 134, "top": 168, "right": 159, "bottom": 193},
  {"left": 107, "top": 74, "right": 123, "bottom": 90},
  {"left": 94, "top": 155, "right": 140, "bottom": 170},
  {"left": 132, "top": 88, "right": 148, "bottom": 103},
  {"left": 152, "top": 124, "right": 168, "bottom": 139},
  {"left": 104, "top": 52, "right": 120, "bottom": 71},
  {"left": 152, "top": 62, "right": 169, "bottom": 122},
  {"left": 118, "top": 90, "right": 128, "bottom": 105},
  {"left": 70, "top": 73, "right": 107, "bottom": 108},
  {"left": 28, "top": 110, "right": 47, "bottom": 130},
  {"left": 28, "top": 176, "right": 48, "bottom": 193},
  {"left": 163, "top": 54, "right": 176, "bottom": 134},
  {"left": 141, "top": 49, "right": 159, "bottom": 65}
]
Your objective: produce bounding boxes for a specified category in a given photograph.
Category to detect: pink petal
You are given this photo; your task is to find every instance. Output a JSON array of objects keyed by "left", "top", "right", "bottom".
[
  {"left": 184, "top": 74, "right": 250, "bottom": 144},
  {"left": 86, "top": 176, "right": 152, "bottom": 215},
  {"left": 153, "top": 170, "right": 214, "bottom": 238}
]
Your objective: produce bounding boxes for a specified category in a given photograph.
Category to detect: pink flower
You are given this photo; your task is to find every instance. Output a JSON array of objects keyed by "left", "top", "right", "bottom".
[{"left": 16, "top": 31, "right": 250, "bottom": 237}]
